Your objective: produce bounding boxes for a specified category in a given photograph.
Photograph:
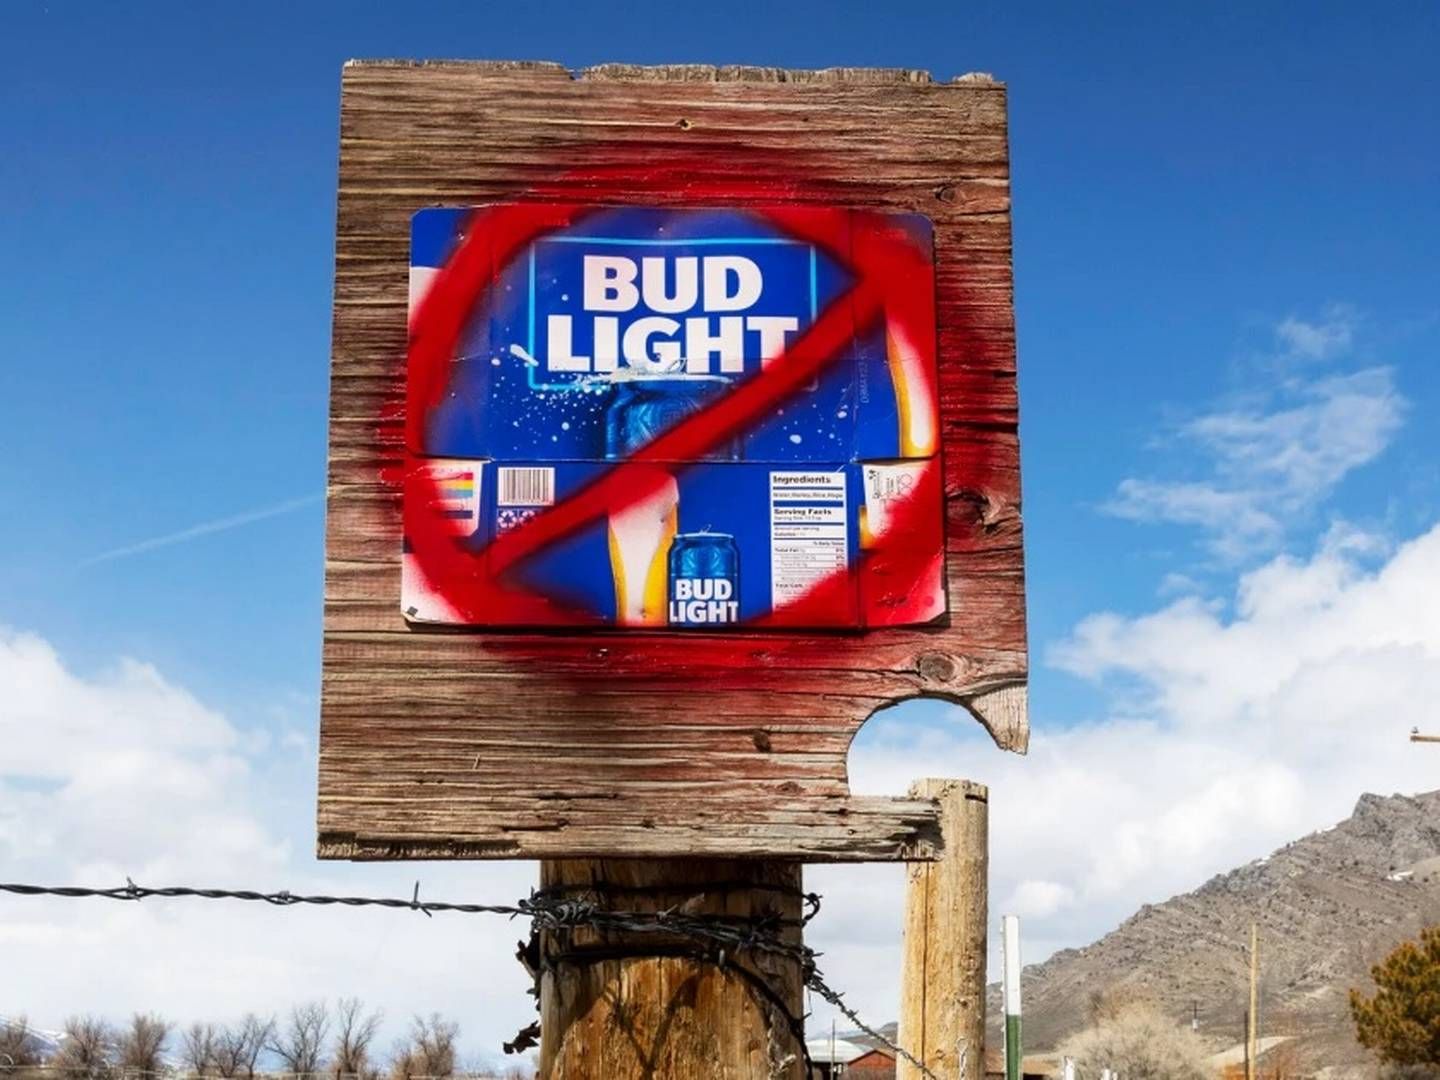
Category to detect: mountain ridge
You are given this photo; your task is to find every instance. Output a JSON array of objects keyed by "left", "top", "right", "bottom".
[{"left": 987, "top": 789, "right": 1440, "bottom": 1075}]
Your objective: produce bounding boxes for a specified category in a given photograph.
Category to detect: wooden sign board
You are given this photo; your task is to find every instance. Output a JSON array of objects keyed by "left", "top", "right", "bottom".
[{"left": 320, "top": 61, "right": 1027, "bottom": 862}]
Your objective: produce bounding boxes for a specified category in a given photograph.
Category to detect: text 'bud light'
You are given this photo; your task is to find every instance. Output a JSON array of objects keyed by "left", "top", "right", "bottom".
[
  {"left": 547, "top": 255, "right": 800, "bottom": 375},
  {"left": 667, "top": 532, "right": 740, "bottom": 626}
]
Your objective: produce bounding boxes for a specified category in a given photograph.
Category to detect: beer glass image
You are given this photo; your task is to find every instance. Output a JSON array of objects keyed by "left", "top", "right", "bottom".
[
  {"left": 606, "top": 472, "right": 679, "bottom": 627},
  {"left": 885, "top": 323, "right": 938, "bottom": 458},
  {"left": 667, "top": 532, "right": 741, "bottom": 627}
]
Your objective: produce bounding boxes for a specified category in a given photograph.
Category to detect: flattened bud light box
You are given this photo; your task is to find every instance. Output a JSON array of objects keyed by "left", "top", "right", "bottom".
[{"left": 402, "top": 204, "right": 947, "bottom": 630}]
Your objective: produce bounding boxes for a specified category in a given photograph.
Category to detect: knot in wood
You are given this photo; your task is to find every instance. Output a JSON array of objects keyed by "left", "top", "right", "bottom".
[{"left": 916, "top": 652, "right": 959, "bottom": 683}]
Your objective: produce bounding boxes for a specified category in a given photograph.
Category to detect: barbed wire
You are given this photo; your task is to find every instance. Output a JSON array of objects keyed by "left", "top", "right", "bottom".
[
  {"left": 0, "top": 881, "right": 533, "bottom": 919},
  {"left": 0, "top": 879, "right": 937, "bottom": 1080}
]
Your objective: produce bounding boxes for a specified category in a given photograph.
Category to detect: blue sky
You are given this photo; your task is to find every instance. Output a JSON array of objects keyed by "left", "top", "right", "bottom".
[
  {"left": 3, "top": 1, "right": 1436, "bottom": 715},
  {"left": 3, "top": 0, "right": 1439, "bottom": 1060}
]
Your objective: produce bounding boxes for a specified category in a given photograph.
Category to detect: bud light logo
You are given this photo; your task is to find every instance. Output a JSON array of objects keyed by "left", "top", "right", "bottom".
[
  {"left": 668, "top": 577, "right": 739, "bottom": 625},
  {"left": 545, "top": 253, "right": 802, "bottom": 376},
  {"left": 529, "top": 212, "right": 822, "bottom": 385},
  {"left": 410, "top": 204, "right": 923, "bottom": 467}
]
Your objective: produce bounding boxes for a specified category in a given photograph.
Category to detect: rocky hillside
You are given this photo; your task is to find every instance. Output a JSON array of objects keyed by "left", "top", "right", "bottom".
[{"left": 991, "top": 790, "right": 1440, "bottom": 1075}]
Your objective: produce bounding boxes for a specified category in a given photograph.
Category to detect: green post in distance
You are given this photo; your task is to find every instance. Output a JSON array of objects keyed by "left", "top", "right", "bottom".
[{"left": 1003, "top": 914, "right": 1022, "bottom": 1080}]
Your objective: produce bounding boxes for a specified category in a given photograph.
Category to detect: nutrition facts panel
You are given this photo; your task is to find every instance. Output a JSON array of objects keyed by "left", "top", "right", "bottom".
[{"left": 768, "top": 471, "right": 849, "bottom": 606}]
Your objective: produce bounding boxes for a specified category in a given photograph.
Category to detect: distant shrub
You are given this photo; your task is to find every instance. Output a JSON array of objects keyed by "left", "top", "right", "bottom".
[
  {"left": 117, "top": 1014, "right": 171, "bottom": 1076},
  {"left": 1352, "top": 926, "right": 1440, "bottom": 1067},
  {"left": 1057, "top": 1002, "right": 1212, "bottom": 1080},
  {"left": 51, "top": 1017, "right": 116, "bottom": 1080},
  {"left": 1379, "top": 1065, "right": 1440, "bottom": 1080},
  {"left": 0, "top": 1016, "right": 46, "bottom": 1068}
]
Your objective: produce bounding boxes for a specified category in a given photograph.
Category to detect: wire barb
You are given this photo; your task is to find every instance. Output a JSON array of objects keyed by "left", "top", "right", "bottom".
[{"left": 411, "top": 880, "right": 432, "bottom": 917}]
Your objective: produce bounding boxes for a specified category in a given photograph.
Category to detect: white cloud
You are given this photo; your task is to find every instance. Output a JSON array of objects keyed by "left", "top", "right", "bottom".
[
  {"left": 0, "top": 631, "right": 281, "bottom": 880},
  {"left": 1105, "top": 309, "right": 1405, "bottom": 560},
  {"left": 0, "top": 628, "right": 538, "bottom": 1071},
  {"left": 1274, "top": 306, "right": 1357, "bottom": 362},
  {"left": 806, "top": 519, "right": 1440, "bottom": 1030},
  {"left": 1005, "top": 879, "right": 1076, "bottom": 920},
  {"left": 10, "top": 519, "right": 1440, "bottom": 1052},
  {"left": 1108, "top": 479, "right": 1284, "bottom": 553},
  {"left": 1185, "top": 368, "right": 1403, "bottom": 497},
  {"left": 1156, "top": 572, "right": 1203, "bottom": 598}
]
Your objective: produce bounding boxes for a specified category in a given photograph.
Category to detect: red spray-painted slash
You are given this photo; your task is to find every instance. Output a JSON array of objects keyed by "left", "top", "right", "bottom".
[{"left": 401, "top": 187, "right": 940, "bottom": 628}]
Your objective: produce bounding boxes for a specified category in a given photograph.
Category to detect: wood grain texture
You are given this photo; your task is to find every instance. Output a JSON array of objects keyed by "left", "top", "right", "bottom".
[
  {"left": 320, "top": 61, "right": 1028, "bottom": 862},
  {"left": 537, "top": 859, "right": 805, "bottom": 1078},
  {"left": 899, "top": 779, "right": 989, "bottom": 1078}
]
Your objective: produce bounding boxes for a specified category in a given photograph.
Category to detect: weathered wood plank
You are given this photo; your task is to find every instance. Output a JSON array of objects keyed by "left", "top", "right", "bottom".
[
  {"left": 320, "top": 61, "right": 1028, "bottom": 862},
  {"left": 319, "top": 794, "right": 943, "bottom": 861},
  {"left": 900, "top": 779, "right": 990, "bottom": 1077}
]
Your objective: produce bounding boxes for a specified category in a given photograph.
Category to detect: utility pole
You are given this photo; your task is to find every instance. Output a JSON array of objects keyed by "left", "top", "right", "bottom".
[
  {"left": 1245, "top": 922, "right": 1259, "bottom": 1080},
  {"left": 1002, "top": 915, "right": 1022, "bottom": 1080},
  {"left": 899, "top": 780, "right": 989, "bottom": 1079},
  {"left": 537, "top": 859, "right": 806, "bottom": 1078}
]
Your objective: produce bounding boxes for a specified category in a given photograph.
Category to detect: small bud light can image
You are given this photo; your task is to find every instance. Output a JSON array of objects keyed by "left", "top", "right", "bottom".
[
  {"left": 667, "top": 532, "right": 741, "bottom": 627},
  {"left": 605, "top": 374, "right": 741, "bottom": 461}
]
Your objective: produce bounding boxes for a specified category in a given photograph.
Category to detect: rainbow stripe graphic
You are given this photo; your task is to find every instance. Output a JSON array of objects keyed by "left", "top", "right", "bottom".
[{"left": 427, "top": 467, "right": 479, "bottom": 522}]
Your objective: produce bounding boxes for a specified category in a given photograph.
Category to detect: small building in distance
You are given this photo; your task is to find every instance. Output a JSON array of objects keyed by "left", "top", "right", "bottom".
[
  {"left": 845, "top": 1047, "right": 898, "bottom": 1077},
  {"left": 806, "top": 1037, "right": 896, "bottom": 1078},
  {"left": 984, "top": 1047, "right": 1059, "bottom": 1080}
]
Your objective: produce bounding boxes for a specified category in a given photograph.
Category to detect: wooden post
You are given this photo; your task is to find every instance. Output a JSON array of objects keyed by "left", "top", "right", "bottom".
[
  {"left": 537, "top": 858, "right": 806, "bottom": 1079},
  {"left": 899, "top": 779, "right": 989, "bottom": 1079}
]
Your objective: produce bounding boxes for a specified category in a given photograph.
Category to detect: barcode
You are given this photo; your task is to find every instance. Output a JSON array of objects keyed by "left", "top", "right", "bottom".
[{"left": 497, "top": 466, "right": 555, "bottom": 507}]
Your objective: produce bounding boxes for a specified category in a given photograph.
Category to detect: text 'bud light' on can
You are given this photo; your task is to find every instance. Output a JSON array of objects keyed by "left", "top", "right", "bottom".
[{"left": 667, "top": 532, "right": 740, "bottom": 626}]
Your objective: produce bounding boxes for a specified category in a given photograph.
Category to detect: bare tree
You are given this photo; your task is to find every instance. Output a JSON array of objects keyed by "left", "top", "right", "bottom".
[
  {"left": 332, "top": 1001, "right": 382, "bottom": 1080},
  {"left": 53, "top": 1016, "right": 116, "bottom": 1080},
  {"left": 212, "top": 1015, "right": 275, "bottom": 1080},
  {"left": 385, "top": 1039, "right": 415, "bottom": 1080},
  {"left": 238, "top": 1016, "right": 274, "bottom": 1080},
  {"left": 409, "top": 1016, "right": 458, "bottom": 1079},
  {"left": 181, "top": 1023, "right": 216, "bottom": 1078},
  {"left": 117, "top": 1015, "right": 170, "bottom": 1076},
  {"left": 386, "top": 1016, "right": 459, "bottom": 1080},
  {"left": 269, "top": 1003, "right": 330, "bottom": 1078},
  {"left": 1, "top": 1016, "right": 45, "bottom": 1069},
  {"left": 211, "top": 1026, "right": 248, "bottom": 1079}
]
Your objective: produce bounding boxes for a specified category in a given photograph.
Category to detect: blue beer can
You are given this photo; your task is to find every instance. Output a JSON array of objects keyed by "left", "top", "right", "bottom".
[
  {"left": 667, "top": 532, "right": 741, "bottom": 627},
  {"left": 605, "top": 375, "right": 741, "bottom": 461}
]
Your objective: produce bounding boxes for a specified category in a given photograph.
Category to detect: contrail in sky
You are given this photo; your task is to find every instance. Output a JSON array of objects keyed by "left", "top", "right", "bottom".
[{"left": 80, "top": 493, "right": 323, "bottom": 567}]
